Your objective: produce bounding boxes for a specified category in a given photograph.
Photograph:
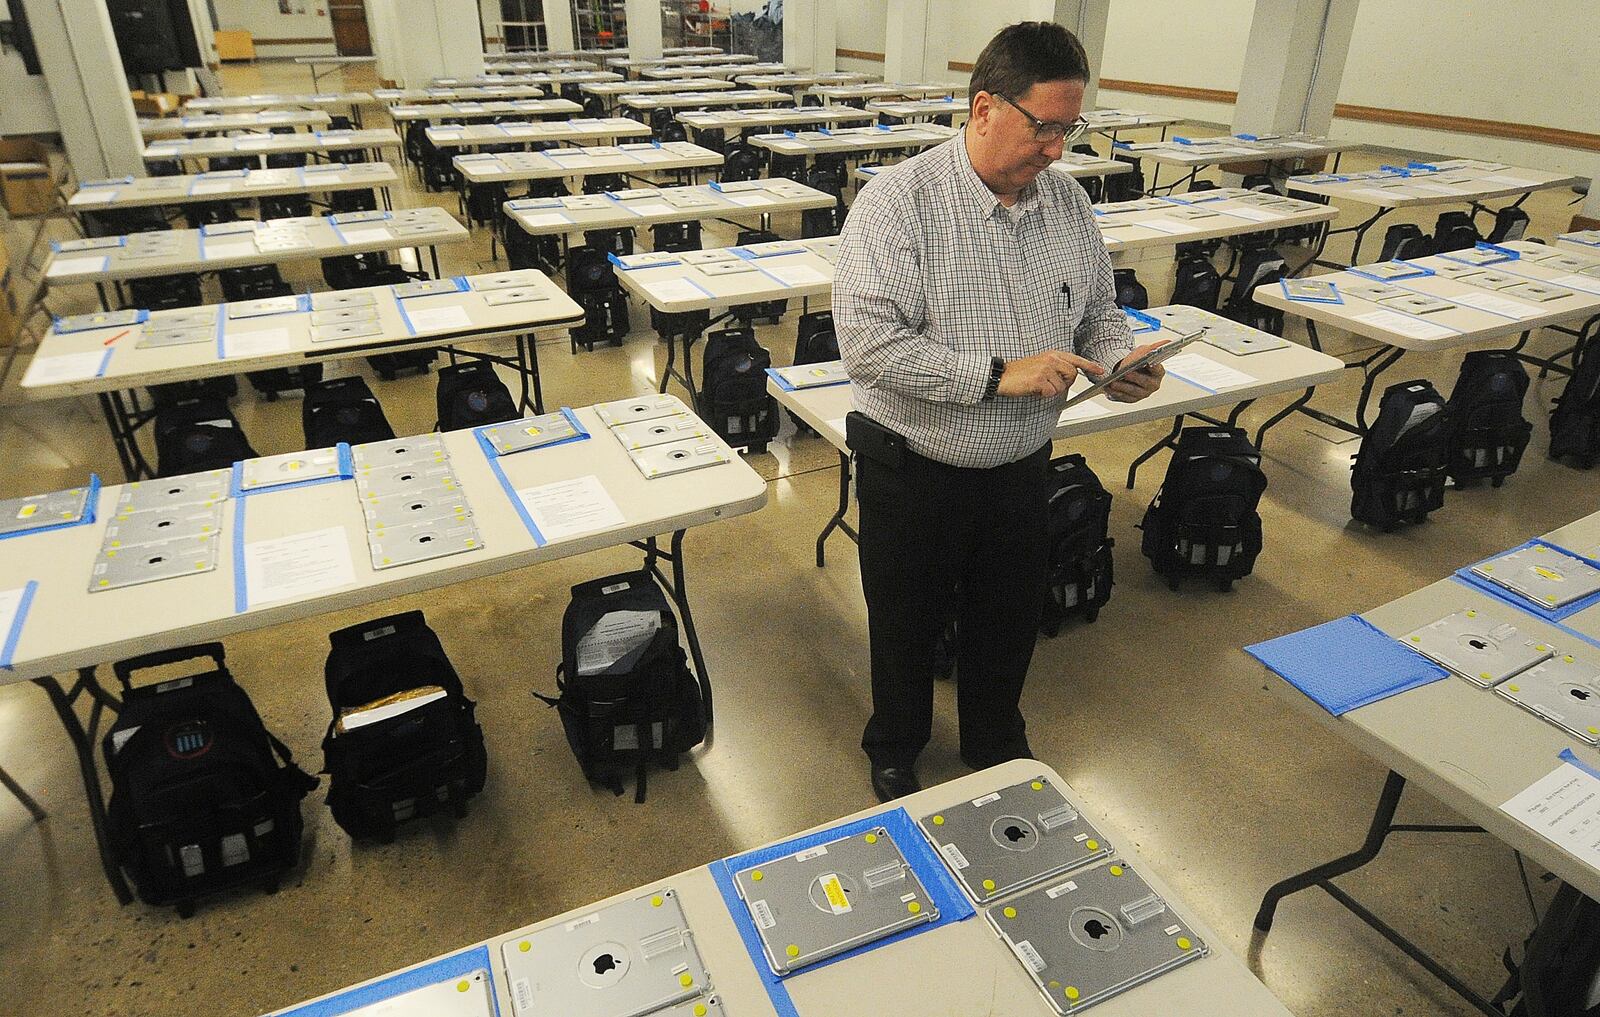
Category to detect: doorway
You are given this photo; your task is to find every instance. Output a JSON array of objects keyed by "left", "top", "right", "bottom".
[{"left": 329, "top": 0, "right": 372, "bottom": 56}]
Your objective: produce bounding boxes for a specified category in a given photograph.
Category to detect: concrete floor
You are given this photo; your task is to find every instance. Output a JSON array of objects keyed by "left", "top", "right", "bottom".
[{"left": 0, "top": 59, "right": 1594, "bottom": 1017}]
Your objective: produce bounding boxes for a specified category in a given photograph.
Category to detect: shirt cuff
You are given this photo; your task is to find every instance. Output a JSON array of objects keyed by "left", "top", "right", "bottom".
[{"left": 949, "top": 351, "right": 994, "bottom": 405}]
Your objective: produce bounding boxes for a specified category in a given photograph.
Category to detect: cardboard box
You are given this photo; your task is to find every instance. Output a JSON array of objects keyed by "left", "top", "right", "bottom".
[
  {"left": 215, "top": 30, "right": 256, "bottom": 62},
  {"left": 129, "top": 92, "right": 181, "bottom": 116},
  {"left": 0, "top": 138, "right": 55, "bottom": 216}
]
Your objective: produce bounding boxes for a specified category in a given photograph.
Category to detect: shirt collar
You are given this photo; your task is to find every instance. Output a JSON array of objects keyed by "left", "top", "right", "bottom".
[{"left": 951, "top": 128, "right": 1043, "bottom": 220}]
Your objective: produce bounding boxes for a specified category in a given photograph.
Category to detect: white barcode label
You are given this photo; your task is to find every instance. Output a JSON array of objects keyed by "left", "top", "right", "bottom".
[
  {"left": 1045, "top": 880, "right": 1078, "bottom": 899},
  {"left": 601, "top": 581, "right": 630, "bottom": 594},
  {"left": 972, "top": 792, "right": 1001, "bottom": 807},
  {"left": 566, "top": 912, "right": 600, "bottom": 930},
  {"left": 1164, "top": 924, "right": 1182, "bottom": 936},
  {"left": 751, "top": 898, "right": 776, "bottom": 929},
  {"left": 1013, "top": 939, "right": 1047, "bottom": 973},
  {"left": 512, "top": 977, "right": 534, "bottom": 1014},
  {"left": 1073, "top": 833, "right": 1088, "bottom": 842},
  {"left": 940, "top": 842, "right": 970, "bottom": 870},
  {"left": 794, "top": 845, "right": 828, "bottom": 861}
]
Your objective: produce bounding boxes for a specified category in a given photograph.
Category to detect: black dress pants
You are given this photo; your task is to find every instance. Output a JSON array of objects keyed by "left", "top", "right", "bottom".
[{"left": 857, "top": 437, "right": 1051, "bottom": 769}]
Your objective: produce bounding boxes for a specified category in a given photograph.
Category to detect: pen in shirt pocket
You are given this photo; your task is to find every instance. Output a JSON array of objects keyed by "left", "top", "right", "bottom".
[{"left": 1060, "top": 282, "right": 1072, "bottom": 306}]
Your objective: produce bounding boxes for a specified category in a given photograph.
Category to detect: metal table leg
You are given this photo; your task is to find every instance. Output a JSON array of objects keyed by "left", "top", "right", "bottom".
[
  {"left": 633, "top": 529, "right": 714, "bottom": 744},
  {"left": 815, "top": 450, "right": 859, "bottom": 567},
  {"left": 1254, "top": 770, "right": 1501, "bottom": 1017},
  {"left": 0, "top": 764, "right": 47, "bottom": 822},
  {"left": 35, "top": 669, "right": 131, "bottom": 904},
  {"left": 99, "top": 390, "right": 156, "bottom": 481},
  {"left": 1252, "top": 320, "right": 1403, "bottom": 448}
]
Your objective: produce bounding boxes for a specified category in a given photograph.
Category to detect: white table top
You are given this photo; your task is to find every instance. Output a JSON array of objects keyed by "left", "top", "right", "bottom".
[
  {"left": 41, "top": 206, "right": 468, "bottom": 285},
  {"left": 676, "top": 106, "right": 875, "bottom": 133},
  {"left": 388, "top": 98, "right": 584, "bottom": 123},
  {"left": 68, "top": 162, "right": 397, "bottom": 212},
  {"left": 1261, "top": 508, "right": 1600, "bottom": 901},
  {"left": 294, "top": 55, "right": 375, "bottom": 65},
  {"left": 853, "top": 149, "right": 1132, "bottom": 184},
  {"left": 808, "top": 82, "right": 969, "bottom": 102},
  {"left": 141, "top": 128, "right": 400, "bottom": 164},
  {"left": 17, "top": 267, "right": 581, "bottom": 399},
  {"left": 483, "top": 58, "right": 592, "bottom": 73},
  {"left": 266, "top": 761, "right": 1293, "bottom": 1017},
  {"left": 455, "top": 141, "right": 724, "bottom": 185},
  {"left": 1115, "top": 133, "right": 1358, "bottom": 167},
  {"left": 771, "top": 308, "right": 1345, "bottom": 454},
  {"left": 183, "top": 92, "right": 375, "bottom": 113},
  {"left": 429, "top": 71, "right": 622, "bottom": 87},
  {"left": 1253, "top": 240, "right": 1600, "bottom": 351},
  {"left": 138, "top": 109, "right": 331, "bottom": 137},
  {"left": 423, "top": 116, "right": 650, "bottom": 150},
  {"left": 1557, "top": 231, "right": 1600, "bottom": 257},
  {"left": 663, "top": 46, "right": 725, "bottom": 56},
  {"left": 374, "top": 84, "right": 553, "bottom": 104},
  {"left": 501, "top": 47, "right": 631, "bottom": 60},
  {"left": 866, "top": 98, "right": 970, "bottom": 122},
  {"left": 0, "top": 406, "right": 767, "bottom": 685},
  {"left": 503, "top": 178, "right": 835, "bottom": 237},
  {"left": 608, "top": 53, "right": 759, "bottom": 69},
  {"left": 1091, "top": 191, "right": 1338, "bottom": 254},
  {"left": 1287, "top": 158, "right": 1580, "bottom": 209},
  {"left": 641, "top": 62, "right": 791, "bottom": 80},
  {"left": 612, "top": 237, "right": 840, "bottom": 313},
  {"left": 621, "top": 89, "right": 792, "bottom": 111},
  {"left": 582, "top": 77, "right": 736, "bottom": 97},
  {"left": 747, "top": 123, "right": 959, "bottom": 158},
  {"left": 739, "top": 71, "right": 876, "bottom": 89},
  {"left": 1082, "top": 108, "right": 1185, "bottom": 133}
]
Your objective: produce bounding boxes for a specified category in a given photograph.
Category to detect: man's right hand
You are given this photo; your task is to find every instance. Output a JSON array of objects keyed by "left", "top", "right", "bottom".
[{"left": 996, "top": 351, "right": 1106, "bottom": 399}]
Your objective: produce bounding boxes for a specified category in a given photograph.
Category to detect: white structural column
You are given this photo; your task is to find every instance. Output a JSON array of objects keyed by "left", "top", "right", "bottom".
[
  {"left": 368, "top": 0, "right": 484, "bottom": 85},
  {"left": 543, "top": 0, "right": 577, "bottom": 52},
  {"left": 783, "top": 0, "right": 837, "bottom": 73},
  {"left": 1018, "top": 0, "right": 1110, "bottom": 107},
  {"left": 624, "top": 0, "right": 664, "bottom": 61},
  {"left": 885, "top": 0, "right": 946, "bottom": 83},
  {"left": 1232, "top": 0, "right": 1359, "bottom": 138},
  {"left": 17, "top": 0, "right": 145, "bottom": 180}
]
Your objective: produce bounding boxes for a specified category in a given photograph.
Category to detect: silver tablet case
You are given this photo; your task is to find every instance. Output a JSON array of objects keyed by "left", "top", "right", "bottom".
[
  {"left": 471, "top": 269, "right": 547, "bottom": 292},
  {"left": 311, "top": 307, "right": 381, "bottom": 327},
  {"left": 351, "top": 434, "right": 448, "bottom": 467},
  {"left": 355, "top": 462, "right": 460, "bottom": 500},
  {"left": 698, "top": 260, "right": 758, "bottom": 276},
  {"left": 1341, "top": 282, "right": 1409, "bottom": 302},
  {"left": 1401, "top": 609, "right": 1555, "bottom": 687},
  {"left": 679, "top": 249, "right": 740, "bottom": 265},
  {"left": 987, "top": 860, "right": 1207, "bottom": 1015},
  {"left": 595, "top": 393, "right": 691, "bottom": 428},
  {"left": 116, "top": 471, "right": 231, "bottom": 513},
  {"left": 55, "top": 309, "right": 144, "bottom": 333},
  {"left": 227, "top": 295, "right": 302, "bottom": 319},
  {"left": 483, "top": 287, "right": 552, "bottom": 306},
  {"left": 483, "top": 412, "right": 581, "bottom": 455},
  {"left": 101, "top": 504, "right": 222, "bottom": 548},
  {"left": 394, "top": 278, "right": 463, "bottom": 299},
  {"left": 90, "top": 533, "right": 220, "bottom": 592},
  {"left": 1351, "top": 261, "right": 1423, "bottom": 280},
  {"left": 920, "top": 777, "right": 1113, "bottom": 903},
  {"left": 0, "top": 485, "right": 93, "bottom": 537},
  {"left": 338, "top": 967, "right": 496, "bottom": 1017},
  {"left": 1498, "top": 654, "right": 1600, "bottom": 746},
  {"left": 389, "top": 222, "right": 442, "bottom": 238},
  {"left": 362, "top": 488, "right": 472, "bottom": 529},
  {"left": 138, "top": 325, "right": 217, "bottom": 349},
  {"left": 367, "top": 517, "right": 482, "bottom": 569},
  {"left": 773, "top": 362, "right": 851, "bottom": 388},
  {"left": 1378, "top": 292, "right": 1455, "bottom": 314},
  {"left": 628, "top": 439, "right": 730, "bottom": 479},
  {"left": 499, "top": 889, "right": 711, "bottom": 1017},
  {"left": 1472, "top": 546, "right": 1600, "bottom": 608},
  {"left": 1506, "top": 282, "right": 1570, "bottom": 303},
  {"left": 312, "top": 320, "right": 385, "bottom": 343},
  {"left": 653, "top": 996, "right": 725, "bottom": 1017},
  {"left": 330, "top": 209, "right": 389, "bottom": 224},
  {"left": 733, "top": 825, "right": 938, "bottom": 976},
  {"left": 610, "top": 413, "right": 712, "bottom": 450},
  {"left": 1467, "top": 270, "right": 1524, "bottom": 290},
  {"left": 147, "top": 308, "right": 219, "bottom": 328},
  {"left": 310, "top": 290, "right": 379, "bottom": 311},
  {"left": 238, "top": 449, "right": 346, "bottom": 491}
]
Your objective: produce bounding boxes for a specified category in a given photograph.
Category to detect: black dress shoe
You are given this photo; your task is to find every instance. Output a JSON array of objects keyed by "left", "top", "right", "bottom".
[{"left": 870, "top": 765, "right": 922, "bottom": 803}]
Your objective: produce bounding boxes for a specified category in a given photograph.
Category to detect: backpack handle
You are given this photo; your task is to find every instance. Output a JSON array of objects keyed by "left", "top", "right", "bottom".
[{"left": 112, "top": 642, "right": 227, "bottom": 692}]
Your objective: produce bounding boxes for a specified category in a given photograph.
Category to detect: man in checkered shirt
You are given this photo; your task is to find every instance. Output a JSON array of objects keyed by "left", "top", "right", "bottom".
[{"left": 835, "top": 22, "right": 1167, "bottom": 803}]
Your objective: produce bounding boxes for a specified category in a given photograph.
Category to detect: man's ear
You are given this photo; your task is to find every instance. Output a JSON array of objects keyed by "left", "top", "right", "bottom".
[{"left": 969, "top": 91, "right": 992, "bottom": 135}]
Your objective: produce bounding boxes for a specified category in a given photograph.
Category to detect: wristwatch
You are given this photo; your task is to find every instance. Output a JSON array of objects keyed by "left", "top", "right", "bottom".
[{"left": 983, "top": 356, "right": 1005, "bottom": 400}]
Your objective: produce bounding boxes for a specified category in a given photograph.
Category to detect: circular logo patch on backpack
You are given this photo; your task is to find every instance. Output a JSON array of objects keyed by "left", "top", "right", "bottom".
[{"left": 165, "top": 719, "right": 214, "bottom": 760}]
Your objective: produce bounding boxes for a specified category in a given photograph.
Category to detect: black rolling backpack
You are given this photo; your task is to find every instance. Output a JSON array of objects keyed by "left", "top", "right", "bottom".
[
  {"left": 1113, "top": 268, "right": 1148, "bottom": 310},
  {"left": 1224, "top": 245, "right": 1289, "bottom": 334},
  {"left": 1139, "top": 427, "right": 1267, "bottom": 591},
  {"left": 536, "top": 571, "right": 708, "bottom": 803},
  {"left": 1170, "top": 250, "right": 1222, "bottom": 311},
  {"left": 103, "top": 644, "right": 317, "bottom": 916},
  {"left": 435, "top": 360, "right": 518, "bottom": 431},
  {"left": 787, "top": 310, "right": 839, "bottom": 436},
  {"left": 155, "top": 397, "right": 258, "bottom": 477},
  {"left": 1433, "top": 210, "right": 1482, "bottom": 253},
  {"left": 1350, "top": 380, "right": 1454, "bottom": 530},
  {"left": 1446, "top": 350, "right": 1531, "bottom": 486},
  {"left": 1040, "top": 453, "right": 1114, "bottom": 635},
  {"left": 701, "top": 326, "right": 779, "bottom": 453},
  {"left": 1550, "top": 338, "right": 1600, "bottom": 467},
  {"left": 1378, "top": 223, "right": 1435, "bottom": 263},
  {"left": 321, "top": 612, "right": 487, "bottom": 841},
  {"left": 1488, "top": 207, "right": 1531, "bottom": 244},
  {"left": 1493, "top": 882, "right": 1600, "bottom": 1017},
  {"left": 302, "top": 376, "right": 395, "bottom": 448}
]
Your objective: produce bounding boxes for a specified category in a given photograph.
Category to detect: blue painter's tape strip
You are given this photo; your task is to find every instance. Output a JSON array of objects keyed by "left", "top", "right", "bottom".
[
  {"left": 232, "top": 493, "right": 249, "bottom": 614},
  {"left": 269, "top": 946, "right": 501, "bottom": 1017},
  {"left": 0, "top": 580, "right": 39, "bottom": 670},
  {"left": 764, "top": 366, "right": 797, "bottom": 392},
  {"left": 472, "top": 427, "right": 546, "bottom": 546},
  {"left": 1123, "top": 306, "right": 1161, "bottom": 332},
  {"left": 706, "top": 807, "right": 972, "bottom": 1017},
  {"left": 214, "top": 303, "right": 229, "bottom": 360},
  {"left": 1408, "top": 161, "right": 1438, "bottom": 171},
  {"left": 1173, "top": 135, "right": 1193, "bottom": 145},
  {"left": 608, "top": 252, "right": 682, "bottom": 270},
  {"left": 392, "top": 289, "right": 418, "bottom": 336},
  {"left": 1348, "top": 262, "right": 1434, "bottom": 283},
  {"left": 1559, "top": 747, "right": 1600, "bottom": 781}
]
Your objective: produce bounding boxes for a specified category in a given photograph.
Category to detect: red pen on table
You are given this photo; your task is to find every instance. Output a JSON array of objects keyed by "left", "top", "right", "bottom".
[{"left": 103, "top": 329, "right": 130, "bottom": 346}]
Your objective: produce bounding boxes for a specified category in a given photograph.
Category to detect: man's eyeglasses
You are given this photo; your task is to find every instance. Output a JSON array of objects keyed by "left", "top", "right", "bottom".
[{"left": 994, "top": 92, "right": 1090, "bottom": 145}]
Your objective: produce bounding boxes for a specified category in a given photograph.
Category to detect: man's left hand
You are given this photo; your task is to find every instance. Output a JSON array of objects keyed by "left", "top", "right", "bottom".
[{"left": 1105, "top": 341, "right": 1167, "bottom": 403}]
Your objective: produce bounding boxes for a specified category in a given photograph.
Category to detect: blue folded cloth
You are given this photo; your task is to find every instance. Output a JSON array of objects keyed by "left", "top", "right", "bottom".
[{"left": 1246, "top": 614, "right": 1448, "bottom": 716}]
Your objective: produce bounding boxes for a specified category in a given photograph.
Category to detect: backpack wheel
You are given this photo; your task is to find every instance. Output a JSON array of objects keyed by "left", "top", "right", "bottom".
[
  {"left": 1167, "top": 577, "right": 1180, "bottom": 592},
  {"left": 1492, "top": 476, "right": 1505, "bottom": 488},
  {"left": 1083, "top": 608, "right": 1099, "bottom": 623},
  {"left": 261, "top": 876, "right": 280, "bottom": 895},
  {"left": 177, "top": 901, "right": 197, "bottom": 919}
]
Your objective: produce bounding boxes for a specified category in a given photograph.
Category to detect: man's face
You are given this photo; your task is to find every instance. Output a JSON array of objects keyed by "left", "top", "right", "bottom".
[{"left": 970, "top": 79, "right": 1086, "bottom": 194}]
